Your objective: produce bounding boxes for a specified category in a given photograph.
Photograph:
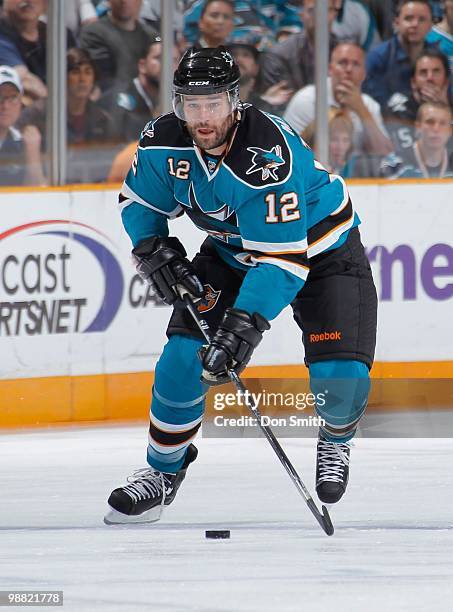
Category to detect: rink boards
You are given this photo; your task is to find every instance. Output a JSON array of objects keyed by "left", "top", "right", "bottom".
[{"left": 0, "top": 179, "right": 452, "bottom": 426}]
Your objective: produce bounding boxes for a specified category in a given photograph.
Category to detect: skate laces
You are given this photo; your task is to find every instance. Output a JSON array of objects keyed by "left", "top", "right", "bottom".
[
  {"left": 317, "top": 439, "right": 350, "bottom": 484},
  {"left": 124, "top": 468, "right": 172, "bottom": 503}
]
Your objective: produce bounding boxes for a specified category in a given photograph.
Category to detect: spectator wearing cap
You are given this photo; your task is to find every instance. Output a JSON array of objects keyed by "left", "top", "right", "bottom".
[
  {"left": 284, "top": 42, "right": 393, "bottom": 160},
  {"left": 80, "top": 0, "right": 157, "bottom": 93},
  {"left": 0, "top": 65, "right": 45, "bottom": 185},
  {"left": 381, "top": 101, "right": 453, "bottom": 177},
  {"left": 260, "top": 0, "right": 339, "bottom": 93},
  {"left": 363, "top": 0, "right": 437, "bottom": 111},
  {"left": 103, "top": 37, "right": 180, "bottom": 142},
  {"left": 0, "top": 0, "right": 76, "bottom": 101},
  {"left": 384, "top": 47, "right": 451, "bottom": 154},
  {"left": 227, "top": 42, "right": 293, "bottom": 114}
]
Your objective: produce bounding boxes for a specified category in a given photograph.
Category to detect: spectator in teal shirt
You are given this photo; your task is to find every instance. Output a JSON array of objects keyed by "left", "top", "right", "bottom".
[
  {"left": 183, "top": 0, "right": 302, "bottom": 50},
  {"left": 426, "top": 0, "right": 453, "bottom": 90}
]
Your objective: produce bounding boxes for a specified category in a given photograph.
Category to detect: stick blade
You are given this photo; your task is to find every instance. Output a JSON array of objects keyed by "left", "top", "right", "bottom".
[
  {"left": 306, "top": 498, "right": 335, "bottom": 536},
  {"left": 321, "top": 505, "right": 335, "bottom": 536}
]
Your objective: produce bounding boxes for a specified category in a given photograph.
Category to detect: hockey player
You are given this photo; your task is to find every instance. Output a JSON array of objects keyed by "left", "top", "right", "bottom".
[{"left": 104, "top": 47, "right": 377, "bottom": 525}]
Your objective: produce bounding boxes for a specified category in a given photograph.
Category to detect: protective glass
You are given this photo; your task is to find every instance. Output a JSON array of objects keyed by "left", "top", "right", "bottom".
[{"left": 173, "top": 86, "right": 240, "bottom": 122}]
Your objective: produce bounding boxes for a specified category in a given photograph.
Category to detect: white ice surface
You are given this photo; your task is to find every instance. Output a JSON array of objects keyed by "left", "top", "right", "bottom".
[{"left": 1, "top": 426, "right": 453, "bottom": 612}]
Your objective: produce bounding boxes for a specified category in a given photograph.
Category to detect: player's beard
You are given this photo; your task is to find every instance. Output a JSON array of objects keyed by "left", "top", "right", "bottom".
[{"left": 186, "top": 113, "right": 235, "bottom": 152}]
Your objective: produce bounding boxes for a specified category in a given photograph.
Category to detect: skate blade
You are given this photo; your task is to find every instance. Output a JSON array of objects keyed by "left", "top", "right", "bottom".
[{"left": 103, "top": 505, "right": 162, "bottom": 525}]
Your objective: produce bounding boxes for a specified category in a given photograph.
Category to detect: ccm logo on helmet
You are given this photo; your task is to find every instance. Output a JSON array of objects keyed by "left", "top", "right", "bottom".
[{"left": 188, "top": 80, "right": 210, "bottom": 85}]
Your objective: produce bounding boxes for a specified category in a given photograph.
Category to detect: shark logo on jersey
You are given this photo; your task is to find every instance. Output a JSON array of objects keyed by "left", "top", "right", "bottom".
[
  {"left": 188, "top": 183, "right": 236, "bottom": 222},
  {"left": 246, "top": 145, "right": 285, "bottom": 181},
  {"left": 207, "top": 159, "right": 217, "bottom": 174},
  {"left": 140, "top": 119, "right": 156, "bottom": 140},
  {"left": 186, "top": 183, "right": 239, "bottom": 243}
]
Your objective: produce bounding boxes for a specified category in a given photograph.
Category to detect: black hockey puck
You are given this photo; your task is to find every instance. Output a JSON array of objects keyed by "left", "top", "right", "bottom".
[{"left": 205, "top": 530, "right": 230, "bottom": 539}]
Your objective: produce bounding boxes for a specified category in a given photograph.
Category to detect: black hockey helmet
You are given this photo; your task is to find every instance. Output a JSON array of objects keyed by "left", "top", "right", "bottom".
[{"left": 173, "top": 46, "right": 241, "bottom": 121}]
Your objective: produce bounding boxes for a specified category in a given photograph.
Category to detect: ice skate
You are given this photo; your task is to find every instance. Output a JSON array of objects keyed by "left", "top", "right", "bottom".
[
  {"left": 104, "top": 444, "right": 198, "bottom": 524},
  {"left": 316, "top": 435, "right": 351, "bottom": 504}
]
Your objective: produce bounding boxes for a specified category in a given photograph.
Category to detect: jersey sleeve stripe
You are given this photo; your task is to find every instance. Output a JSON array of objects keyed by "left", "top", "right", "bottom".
[
  {"left": 249, "top": 249, "right": 309, "bottom": 267},
  {"left": 314, "top": 159, "right": 329, "bottom": 172},
  {"left": 307, "top": 197, "right": 353, "bottom": 245},
  {"left": 120, "top": 182, "right": 182, "bottom": 218},
  {"left": 242, "top": 237, "right": 308, "bottom": 253},
  {"left": 118, "top": 196, "right": 135, "bottom": 214},
  {"left": 307, "top": 212, "right": 355, "bottom": 258},
  {"left": 251, "top": 255, "right": 309, "bottom": 281},
  {"left": 328, "top": 174, "right": 350, "bottom": 215}
]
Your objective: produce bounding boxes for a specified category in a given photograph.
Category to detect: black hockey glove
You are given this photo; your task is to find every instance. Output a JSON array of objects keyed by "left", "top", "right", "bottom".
[
  {"left": 132, "top": 236, "right": 204, "bottom": 305},
  {"left": 199, "top": 308, "right": 270, "bottom": 386}
]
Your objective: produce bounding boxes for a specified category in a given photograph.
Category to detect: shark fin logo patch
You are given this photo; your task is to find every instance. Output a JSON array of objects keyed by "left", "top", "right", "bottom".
[{"left": 246, "top": 145, "right": 285, "bottom": 181}]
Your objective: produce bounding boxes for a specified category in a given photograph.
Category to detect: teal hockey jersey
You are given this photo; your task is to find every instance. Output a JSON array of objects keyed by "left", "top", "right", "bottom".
[{"left": 119, "top": 105, "right": 359, "bottom": 320}]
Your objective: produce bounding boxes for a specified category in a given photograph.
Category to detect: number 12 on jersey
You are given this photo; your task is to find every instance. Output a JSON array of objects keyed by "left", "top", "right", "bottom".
[
  {"left": 167, "top": 157, "right": 191, "bottom": 180},
  {"left": 265, "top": 192, "right": 300, "bottom": 223}
]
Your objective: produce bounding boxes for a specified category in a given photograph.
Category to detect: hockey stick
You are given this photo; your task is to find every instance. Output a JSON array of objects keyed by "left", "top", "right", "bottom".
[{"left": 180, "top": 291, "right": 334, "bottom": 536}]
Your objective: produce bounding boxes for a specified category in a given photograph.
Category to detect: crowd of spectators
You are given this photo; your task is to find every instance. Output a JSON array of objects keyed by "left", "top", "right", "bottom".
[{"left": 0, "top": 0, "right": 451, "bottom": 186}]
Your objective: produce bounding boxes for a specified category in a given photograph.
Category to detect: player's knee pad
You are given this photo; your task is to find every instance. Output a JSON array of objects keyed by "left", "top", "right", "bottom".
[
  {"left": 148, "top": 335, "right": 206, "bottom": 471},
  {"left": 309, "top": 359, "right": 370, "bottom": 442}
]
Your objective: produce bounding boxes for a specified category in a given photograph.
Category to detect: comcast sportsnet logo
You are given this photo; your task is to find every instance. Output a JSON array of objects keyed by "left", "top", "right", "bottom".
[
  {"left": 309, "top": 331, "right": 342, "bottom": 343},
  {"left": 0, "top": 220, "right": 124, "bottom": 337}
]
